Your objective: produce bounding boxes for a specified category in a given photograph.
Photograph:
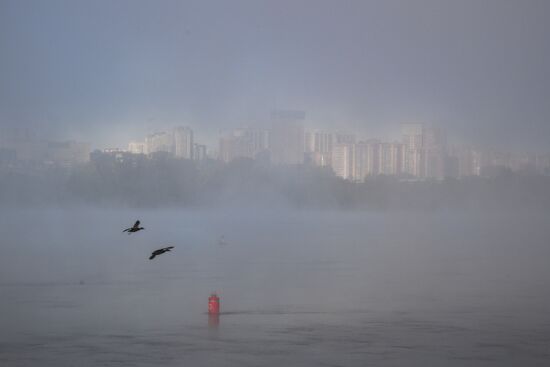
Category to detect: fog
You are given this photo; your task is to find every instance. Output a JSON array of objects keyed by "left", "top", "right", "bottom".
[
  {"left": 2, "top": 0, "right": 550, "bottom": 366},
  {"left": 2, "top": 0, "right": 550, "bottom": 149}
]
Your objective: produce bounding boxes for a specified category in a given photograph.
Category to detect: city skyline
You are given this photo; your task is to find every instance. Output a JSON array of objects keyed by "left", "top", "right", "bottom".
[
  {"left": 3, "top": 116, "right": 549, "bottom": 180},
  {"left": 119, "top": 116, "right": 550, "bottom": 180}
]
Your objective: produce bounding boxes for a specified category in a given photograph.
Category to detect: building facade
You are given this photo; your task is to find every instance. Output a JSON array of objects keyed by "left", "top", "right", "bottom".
[
  {"left": 173, "top": 126, "right": 194, "bottom": 159},
  {"left": 269, "top": 110, "right": 305, "bottom": 165},
  {"left": 332, "top": 143, "right": 355, "bottom": 180}
]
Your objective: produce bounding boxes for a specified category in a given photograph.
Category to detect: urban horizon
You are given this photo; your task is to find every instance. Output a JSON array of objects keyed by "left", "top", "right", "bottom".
[{"left": 2, "top": 111, "right": 550, "bottom": 181}]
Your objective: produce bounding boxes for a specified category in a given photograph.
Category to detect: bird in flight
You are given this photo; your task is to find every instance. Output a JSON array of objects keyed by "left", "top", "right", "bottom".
[
  {"left": 149, "top": 246, "right": 174, "bottom": 260},
  {"left": 123, "top": 220, "right": 144, "bottom": 234}
]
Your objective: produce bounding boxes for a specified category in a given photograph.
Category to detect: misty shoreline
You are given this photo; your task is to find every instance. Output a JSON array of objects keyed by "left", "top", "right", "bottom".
[
  {"left": 1, "top": 169, "right": 549, "bottom": 213},
  {"left": 3, "top": 145, "right": 550, "bottom": 211}
]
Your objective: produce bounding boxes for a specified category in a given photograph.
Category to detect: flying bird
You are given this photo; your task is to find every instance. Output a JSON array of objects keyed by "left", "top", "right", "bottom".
[
  {"left": 123, "top": 220, "right": 144, "bottom": 234},
  {"left": 149, "top": 246, "right": 174, "bottom": 260}
]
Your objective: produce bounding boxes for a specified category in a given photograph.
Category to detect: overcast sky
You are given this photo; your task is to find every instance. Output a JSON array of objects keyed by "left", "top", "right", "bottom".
[{"left": 1, "top": 0, "right": 549, "bottom": 150}]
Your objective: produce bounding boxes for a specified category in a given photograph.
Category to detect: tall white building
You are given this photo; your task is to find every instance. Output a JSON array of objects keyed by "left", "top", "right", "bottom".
[
  {"left": 354, "top": 139, "right": 380, "bottom": 180},
  {"left": 128, "top": 141, "right": 147, "bottom": 155},
  {"left": 332, "top": 143, "right": 355, "bottom": 180},
  {"left": 218, "top": 128, "right": 269, "bottom": 162},
  {"left": 173, "top": 126, "right": 194, "bottom": 159},
  {"left": 304, "top": 131, "right": 316, "bottom": 154},
  {"left": 304, "top": 130, "right": 333, "bottom": 167},
  {"left": 315, "top": 132, "right": 334, "bottom": 154},
  {"left": 401, "top": 124, "right": 447, "bottom": 179},
  {"left": 450, "top": 146, "right": 474, "bottom": 177},
  {"left": 379, "top": 142, "right": 404, "bottom": 176},
  {"left": 233, "top": 128, "right": 269, "bottom": 158},
  {"left": 146, "top": 132, "right": 173, "bottom": 155},
  {"left": 401, "top": 124, "right": 424, "bottom": 177}
]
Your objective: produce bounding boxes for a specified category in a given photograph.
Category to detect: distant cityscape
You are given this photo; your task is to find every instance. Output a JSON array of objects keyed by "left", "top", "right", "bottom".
[{"left": 2, "top": 110, "right": 550, "bottom": 180}]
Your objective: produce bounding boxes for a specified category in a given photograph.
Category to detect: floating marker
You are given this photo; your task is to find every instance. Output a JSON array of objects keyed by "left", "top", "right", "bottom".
[{"left": 208, "top": 293, "right": 220, "bottom": 315}]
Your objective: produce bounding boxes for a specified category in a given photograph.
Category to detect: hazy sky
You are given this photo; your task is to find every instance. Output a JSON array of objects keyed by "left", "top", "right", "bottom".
[{"left": 1, "top": 0, "right": 549, "bottom": 150}]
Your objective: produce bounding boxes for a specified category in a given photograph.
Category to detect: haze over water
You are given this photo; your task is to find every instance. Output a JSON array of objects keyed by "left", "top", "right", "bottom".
[
  {"left": 1, "top": 207, "right": 549, "bottom": 366},
  {"left": 2, "top": 1, "right": 550, "bottom": 366}
]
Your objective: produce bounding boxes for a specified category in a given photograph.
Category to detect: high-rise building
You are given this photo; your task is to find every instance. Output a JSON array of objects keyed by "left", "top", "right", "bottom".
[
  {"left": 219, "top": 136, "right": 235, "bottom": 163},
  {"left": 401, "top": 124, "right": 423, "bottom": 150},
  {"left": 304, "top": 130, "right": 334, "bottom": 167},
  {"left": 400, "top": 124, "right": 447, "bottom": 179},
  {"left": 218, "top": 128, "right": 269, "bottom": 162},
  {"left": 354, "top": 139, "right": 380, "bottom": 180},
  {"left": 354, "top": 142, "right": 369, "bottom": 181},
  {"left": 146, "top": 132, "right": 174, "bottom": 155},
  {"left": 450, "top": 145, "right": 476, "bottom": 177},
  {"left": 487, "top": 151, "right": 511, "bottom": 171},
  {"left": 270, "top": 110, "right": 305, "bottom": 165},
  {"left": 379, "top": 142, "right": 404, "bottom": 176},
  {"left": 128, "top": 141, "right": 147, "bottom": 155},
  {"left": 401, "top": 124, "right": 424, "bottom": 177},
  {"left": 244, "top": 128, "right": 269, "bottom": 155},
  {"left": 173, "top": 126, "right": 193, "bottom": 159},
  {"left": 310, "top": 152, "right": 332, "bottom": 167},
  {"left": 472, "top": 150, "right": 486, "bottom": 176},
  {"left": 379, "top": 142, "right": 393, "bottom": 175},
  {"left": 233, "top": 128, "right": 269, "bottom": 159},
  {"left": 332, "top": 143, "right": 355, "bottom": 180},
  {"left": 422, "top": 127, "right": 446, "bottom": 179},
  {"left": 193, "top": 144, "right": 207, "bottom": 161},
  {"left": 314, "top": 131, "right": 334, "bottom": 154},
  {"left": 334, "top": 132, "right": 356, "bottom": 145},
  {"left": 304, "top": 131, "right": 316, "bottom": 154}
]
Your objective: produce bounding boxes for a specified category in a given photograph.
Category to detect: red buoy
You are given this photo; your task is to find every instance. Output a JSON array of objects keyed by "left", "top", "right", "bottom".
[{"left": 208, "top": 293, "right": 220, "bottom": 315}]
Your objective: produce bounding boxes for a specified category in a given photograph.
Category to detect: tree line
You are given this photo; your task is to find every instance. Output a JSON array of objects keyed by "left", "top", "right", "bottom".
[{"left": 1, "top": 152, "right": 550, "bottom": 211}]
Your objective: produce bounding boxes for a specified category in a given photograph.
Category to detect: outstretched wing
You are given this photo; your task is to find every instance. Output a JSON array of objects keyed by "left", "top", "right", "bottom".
[
  {"left": 149, "top": 253, "right": 156, "bottom": 260},
  {"left": 133, "top": 220, "right": 140, "bottom": 229},
  {"left": 164, "top": 246, "right": 174, "bottom": 251},
  {"left": 123, "top": 228, "right": 130, "bottom": 232}
]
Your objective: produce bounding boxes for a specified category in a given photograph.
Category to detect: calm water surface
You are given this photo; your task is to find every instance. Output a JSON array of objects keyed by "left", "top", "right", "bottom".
[{"left": 1, "top": 208, "right": 549, "bottom": 366}]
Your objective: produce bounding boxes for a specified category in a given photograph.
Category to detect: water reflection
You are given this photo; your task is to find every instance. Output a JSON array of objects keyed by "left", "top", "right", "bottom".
[{"left": 208, "top": 313, "right": 220, "bottom": 330}]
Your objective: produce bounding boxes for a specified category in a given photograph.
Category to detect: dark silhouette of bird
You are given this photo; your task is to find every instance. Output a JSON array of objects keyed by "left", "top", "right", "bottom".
[
  {"left": 123, "top": 220, "right": 144, "bottom": 234},
  {"left": 149, "top": 246, "right": 174, "bottom": 260}
]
